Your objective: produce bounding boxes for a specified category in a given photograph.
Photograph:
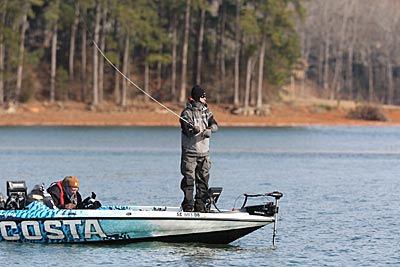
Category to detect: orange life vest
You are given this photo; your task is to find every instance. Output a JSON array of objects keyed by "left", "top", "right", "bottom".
[{"left": 56, "top": 181, "right": 64, "bottom": 207}]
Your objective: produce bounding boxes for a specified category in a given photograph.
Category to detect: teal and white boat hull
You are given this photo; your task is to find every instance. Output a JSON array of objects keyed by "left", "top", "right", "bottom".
[{"left": 0, "top": 201, "right": 277, "bottom": 244}]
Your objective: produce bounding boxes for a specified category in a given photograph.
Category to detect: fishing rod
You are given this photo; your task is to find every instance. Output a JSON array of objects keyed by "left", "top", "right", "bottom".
[{"left": 91, "top": 40, "right": 193, "bottom": 127}]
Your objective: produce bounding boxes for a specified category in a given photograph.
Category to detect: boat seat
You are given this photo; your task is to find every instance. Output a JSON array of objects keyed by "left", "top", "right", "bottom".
[{"left": 206, "top": 187, "right": 223, "bottom": 212}]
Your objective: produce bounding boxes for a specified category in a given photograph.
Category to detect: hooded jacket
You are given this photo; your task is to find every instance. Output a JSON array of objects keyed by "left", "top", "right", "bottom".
[{"left": 180, "top": 98, "right": 218, "bottom": 156}]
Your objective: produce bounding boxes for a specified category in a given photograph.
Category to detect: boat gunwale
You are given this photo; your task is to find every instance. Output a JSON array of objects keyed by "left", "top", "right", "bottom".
[{"left": 0, "top": 213, "right": 274, "bottom": 223}]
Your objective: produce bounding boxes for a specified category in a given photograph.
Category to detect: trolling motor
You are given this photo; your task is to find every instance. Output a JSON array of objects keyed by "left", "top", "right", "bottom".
[{"left": 239, "top": 191, "right": 283, "bottom": 247}]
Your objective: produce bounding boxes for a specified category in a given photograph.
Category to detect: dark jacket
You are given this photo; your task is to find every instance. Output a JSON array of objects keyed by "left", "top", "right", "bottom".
[
  {"left": 47, "top": 182, "right": 83, "bottom": 209},
  {"left": 180, "top": 99, "right": 218, "bottom": 156}
]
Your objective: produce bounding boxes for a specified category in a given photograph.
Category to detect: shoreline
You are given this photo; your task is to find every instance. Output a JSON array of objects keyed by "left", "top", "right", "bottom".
[{"left": 1, "top": 101, "right": 400, "bottom": 127}]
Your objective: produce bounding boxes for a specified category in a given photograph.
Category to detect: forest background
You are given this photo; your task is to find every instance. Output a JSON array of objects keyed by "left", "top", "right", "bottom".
[{"left": 1, "top": 0, "right": 400, "bottom": 126}]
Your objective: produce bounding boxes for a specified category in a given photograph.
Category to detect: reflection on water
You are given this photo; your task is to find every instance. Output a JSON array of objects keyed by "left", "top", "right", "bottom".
[{"left": 0, "top": 126, "right": 399, "bottom": 266}]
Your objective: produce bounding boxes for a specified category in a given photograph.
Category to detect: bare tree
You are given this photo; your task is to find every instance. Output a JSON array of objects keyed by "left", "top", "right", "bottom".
[
  {"left": 215, "top": 0, "right": 226, "bottom": 103},
  {"left": 48, "top": 0, "right": 60, "bottom": 103},
  {"left": 256, "top": 36, "right": 265, "bottom": 109},
  {"left": 303, "top": 0, "right": 400, "bottom": 105},
  {"left": 144, "top": 53, "right": 149, "bottom": 103},
  {"left": 195, "top": 0, "right": 206, "bottom": 85},
  {"left": 233, "top": 0, "right": 241, "bottom": 106},
  {"left": 367, "top": 47, "right": 374, "bottom": 102},
  {"left": 179, "top": 0, "right": 191, "bottom": 103},
  {"left": 377, "top": 0, "right": 400, "bottom": 105},
  {"left": 98, "top": 2, "right": 108, "bottom": 104},
  {"left": 121, "top": 32, "right": 129, "bottom": 107},
  {"left": 15, "top": 12, "right": 28, "bottom": 102},
  {"left": 243, "top": 56, "right": 253, "bottom": 113},
  {"left": 345, "top": 9, "right": 358, "bottom": 101},
  {"left": 331, "top": 0, "right": 354, "bottom": 104},
  {"left": 219, "top": 2, "right": 226, "bottom": 103},
  {"left": 50, "top": 21, "right": 58, "bottom": 103},
  {"left": 81, "top": 7, "right": 87, "bottom": 102},
  {"left": 170, "top": 0, "right": 177, "bottom": 98},
  {"left": 0, "top": 0, "right": 6, "bottom": 105},
  {"left": 92, "top": 0, "right": 100, "bottom": 107},
  {"left": 69, "top": 1, "right": 79, "bottom": 85}
]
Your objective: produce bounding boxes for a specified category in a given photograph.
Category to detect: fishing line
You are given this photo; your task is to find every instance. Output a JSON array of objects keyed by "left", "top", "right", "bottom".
[{"left": 91, "top": 40, "right": 192, "bottom": 126}]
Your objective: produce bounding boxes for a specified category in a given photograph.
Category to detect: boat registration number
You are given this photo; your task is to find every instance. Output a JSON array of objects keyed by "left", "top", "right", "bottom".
[{"left": 176, "top": 211, "right": 201, "bottom": 218}]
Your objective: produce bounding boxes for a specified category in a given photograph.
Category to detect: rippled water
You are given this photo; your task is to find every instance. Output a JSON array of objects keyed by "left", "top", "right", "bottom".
[{"left": 0, "top": 126, "right": 399, "bottom": 266}]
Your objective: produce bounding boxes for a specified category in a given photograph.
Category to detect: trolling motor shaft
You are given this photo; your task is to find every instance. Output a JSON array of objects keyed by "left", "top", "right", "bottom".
[{"left": 267, "top": 191, "right": 283, "bottom": 247}]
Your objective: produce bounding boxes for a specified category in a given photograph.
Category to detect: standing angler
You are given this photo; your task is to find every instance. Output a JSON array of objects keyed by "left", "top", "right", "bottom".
[{"left": 180, "top": 85, "right": 218, "bottom": 212}]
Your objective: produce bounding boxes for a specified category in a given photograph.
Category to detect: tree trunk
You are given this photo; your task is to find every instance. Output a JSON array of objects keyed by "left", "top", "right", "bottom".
[
  {"left": 16, "top": 13, "right": 28, "bottom": 103},
  {"left": 196, "top": 0, "right": 206, "bottom": 84},
  {"left": 156, "top": 3, "right": 163, "bottom": 93},
  {"left": 250, "top": 72, "right": 256, "bottom": 107},
  {"left": 144, "top": 61, "right": 149, "bottom": 103},
  {"left": 50, "top": 22, "right": 58, "bottom": 103},
  {"left": 215, "top": 2, "right": 222, "bottom": 102},
  {"left": 220, "top": 2, "right": 226, "bottom": 103},
  {"left": 0, "top": 33, "right": 3, "bottom": 105},
  {"left": 256, "top": 36, "right": 266, "bottom": 109},
  {"left": 215, "top": 1, "right": 226, "bottom": 104},
  {"left": 387, "top": 60, "right": 393, "bottom": 105},
  {"left": 347, "top": 45, "right": 353, "bottom": 100},
  {"left": 323, "top": 33, "right": 330, "bottom": 96},
  {"left": 171, "top": 0, "right": 177, "bottom": 99},
  {"left": 92, "top": 1, "right": 100, "bottom": 106},
  {"left": 179, "top": 0, "right": 191, "bottom": 103},
  {"left": 98, "top": 3, "right": 107, "bottom": 104},
  {"left": 368, "top": 48, "right": 374, "bottom": 102},
  {"left": 332, "top": 54, "right": 343, "bottom": 102},
  {"left": 113, "top": 66, "right": 120, "bottom": 104},
  {"left": 69, "top": 1, "right": 79, "bottom": 86},
  {"left": 157, "top": 48, "right": 162, "bottom": 93},
  {"left": 112, "top": 17, "right": 120, "bottom": 104},
  {"left": 0, "top": 1, "right": 7, "bottom": 105},
  {"left": 317, "top": 43, "right": 323, "bottom": 87},
  {"left": 121, "top": 33, "right": 129, "bottom": 107},
  {"left": 81, "top": 7, "right": 87, "bottom": 102},
  {"left": 244, "top": 56, "right": 253, "bottom": 113},
  {"left": 234, "top": 0, "right": 241, "bottom": 106},
  {"left": 195, "top": 0, "right": 205, "bottom": 85},
  {"left": 331, "top": 1, "right": 352, "bottom": 102}
]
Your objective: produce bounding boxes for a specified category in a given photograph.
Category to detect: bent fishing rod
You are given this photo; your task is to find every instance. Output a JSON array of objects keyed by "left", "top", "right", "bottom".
[{"left": 91, "top": 40, "right": 193, "bottom": 127}]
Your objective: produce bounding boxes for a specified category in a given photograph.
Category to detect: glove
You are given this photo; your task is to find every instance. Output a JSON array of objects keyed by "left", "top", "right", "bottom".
[
  {"left": 193, "top": 126, "right": 201, "bottom": 134},
  {"left": 210, "top": 124, "right": 218, "bottom": 133},
  {"left": 202, "top": 128, "right": 212, "bottom": 138}
]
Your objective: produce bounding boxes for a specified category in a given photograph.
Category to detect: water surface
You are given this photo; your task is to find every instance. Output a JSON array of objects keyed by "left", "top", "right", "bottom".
[{"left": 0, "top": 126, "right": 399, "bottom": 266}]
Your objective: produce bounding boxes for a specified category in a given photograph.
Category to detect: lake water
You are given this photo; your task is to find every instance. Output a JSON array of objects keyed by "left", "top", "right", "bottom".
[{"left": 0, "top": 126, "right": 399, "bottom": 266}]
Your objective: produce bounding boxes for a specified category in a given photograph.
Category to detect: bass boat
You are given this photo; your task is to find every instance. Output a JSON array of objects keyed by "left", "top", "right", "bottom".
[{"left": 0, "top": 181, "right": 283, "bottom": 245}]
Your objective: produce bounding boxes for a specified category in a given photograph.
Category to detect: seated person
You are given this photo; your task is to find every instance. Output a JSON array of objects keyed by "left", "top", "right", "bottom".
[{"left": 47, "top": 176, "right": 83, "bottom": 209}]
